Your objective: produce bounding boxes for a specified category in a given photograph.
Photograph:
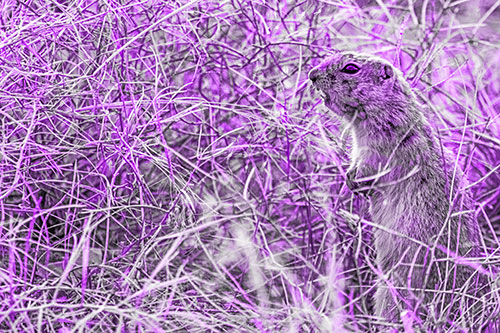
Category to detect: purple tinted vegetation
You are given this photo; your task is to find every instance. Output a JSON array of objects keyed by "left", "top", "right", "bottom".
[{"left": 0, "top": 0, "right": 499, "bottom": 332}]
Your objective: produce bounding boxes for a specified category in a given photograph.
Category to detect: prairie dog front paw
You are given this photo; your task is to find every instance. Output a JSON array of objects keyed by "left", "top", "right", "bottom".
[{"left": 346, "top": 167, "right": 374, "bottom": 197}]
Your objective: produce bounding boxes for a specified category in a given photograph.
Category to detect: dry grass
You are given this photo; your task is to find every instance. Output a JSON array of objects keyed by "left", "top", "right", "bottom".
[{"left": 0, "top": 0, "right": 499, "bottom": 332}]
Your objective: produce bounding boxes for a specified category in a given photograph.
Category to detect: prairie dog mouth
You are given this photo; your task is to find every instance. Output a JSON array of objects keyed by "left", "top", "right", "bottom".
[
  {"left": 316, "top": 89, "right": 356, "bottom": 117},
  {"left": 311, "top": 81, "right": 333, "bottom": 105},
  {"left": 321, "top": 92, "right": 331, "bottom": 104},
  {"left": 312, "top": 83, "right": 330, "bottom": 101}
]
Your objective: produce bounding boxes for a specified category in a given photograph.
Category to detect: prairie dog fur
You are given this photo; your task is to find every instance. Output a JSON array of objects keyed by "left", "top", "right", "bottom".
[{"left": 309, "top": 51, "right": 496, "bottom": 330}]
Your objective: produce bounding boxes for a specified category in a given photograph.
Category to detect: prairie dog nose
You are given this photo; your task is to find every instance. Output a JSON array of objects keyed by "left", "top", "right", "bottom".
[
  {"left": 308, "top": 68, "right": 320, "bottom": 82},
  {"left": 308, "top": 51, "right": 340, "bottom": 82}
]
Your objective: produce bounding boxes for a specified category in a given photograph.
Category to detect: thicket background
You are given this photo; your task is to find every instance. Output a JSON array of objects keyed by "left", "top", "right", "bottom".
[{"left": 1, "top": 0, "right": 499, "bottom": 331}]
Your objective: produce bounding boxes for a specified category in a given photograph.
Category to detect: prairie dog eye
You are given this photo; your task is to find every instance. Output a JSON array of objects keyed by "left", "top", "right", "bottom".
[{"left": 340, "top": 64, "right": 360, "bottom": 74}]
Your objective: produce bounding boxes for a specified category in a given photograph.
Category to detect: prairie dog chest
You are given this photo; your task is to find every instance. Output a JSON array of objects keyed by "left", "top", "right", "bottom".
[
  {"left": 348, "top": 129, "right": 377, "bottom": 171},
  {"left": 349, "top": 131, "right": 361, "bottom": 170}
]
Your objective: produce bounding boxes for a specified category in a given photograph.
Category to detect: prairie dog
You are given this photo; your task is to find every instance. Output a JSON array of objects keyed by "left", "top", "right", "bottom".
[{"left": 309, "top": 51, "right": 495, "bottom": 330}]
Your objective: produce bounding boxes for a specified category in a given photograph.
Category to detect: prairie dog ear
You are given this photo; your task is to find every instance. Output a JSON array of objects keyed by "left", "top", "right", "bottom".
[{"left": 381, "top": 64, "right": 393, "bottom": 80}]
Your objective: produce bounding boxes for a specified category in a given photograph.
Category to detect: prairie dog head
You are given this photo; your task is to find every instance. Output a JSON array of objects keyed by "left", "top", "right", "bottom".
[{"left": 309, "top": 51, "right": 415, "bottom": 121}]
